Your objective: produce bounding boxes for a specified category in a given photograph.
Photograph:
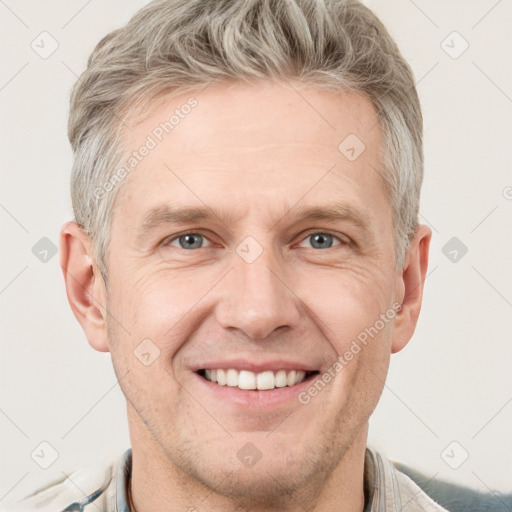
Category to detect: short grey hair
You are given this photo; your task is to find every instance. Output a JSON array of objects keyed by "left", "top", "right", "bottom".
[{"left": 68, "top": 0, "right": 423, "bottom": 281}]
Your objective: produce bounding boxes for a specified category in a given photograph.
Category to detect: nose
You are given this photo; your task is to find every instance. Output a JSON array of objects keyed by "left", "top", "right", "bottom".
[{"left": 215, "top": 245, "right": 302, "bottom": 341}]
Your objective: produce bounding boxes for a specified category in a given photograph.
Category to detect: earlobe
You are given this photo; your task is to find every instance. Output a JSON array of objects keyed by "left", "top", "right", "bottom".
[
  {"left": 391, "top": 225, "right": 432, "bottom": 354},
  {"left": 60, "top": 222, "right": 110, "bottom": 352}
]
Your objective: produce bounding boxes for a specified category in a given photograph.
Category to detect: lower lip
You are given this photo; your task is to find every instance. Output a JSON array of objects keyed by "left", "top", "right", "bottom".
[{"left": 193, "top": 371, "right": 319, "bottom": 409}]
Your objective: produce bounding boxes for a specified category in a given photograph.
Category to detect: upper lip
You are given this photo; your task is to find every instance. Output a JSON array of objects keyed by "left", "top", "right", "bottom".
[{"left": 192, "top": 358, "right": 319, "bottom": 373}]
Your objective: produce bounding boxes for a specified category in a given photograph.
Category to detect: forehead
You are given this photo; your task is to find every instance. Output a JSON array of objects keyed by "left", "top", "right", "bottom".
[{"left": 113, "top": 80, "right": 389, "bottom": 231}]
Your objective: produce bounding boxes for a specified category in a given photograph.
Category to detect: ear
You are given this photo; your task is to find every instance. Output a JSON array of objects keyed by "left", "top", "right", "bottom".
[
  {"left": 391, "top": 224, "right": 432, "bottom": 353},
  {"left": 60, "top": 221, "right": 110, "bottom": 352}
]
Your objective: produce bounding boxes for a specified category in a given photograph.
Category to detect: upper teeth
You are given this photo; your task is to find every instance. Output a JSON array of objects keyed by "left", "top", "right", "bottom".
[{"left": 203, "top": 369, "right": 308, "bottom": 390}]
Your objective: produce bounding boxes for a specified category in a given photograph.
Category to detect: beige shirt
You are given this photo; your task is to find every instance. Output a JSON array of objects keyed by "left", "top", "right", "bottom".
[
  {"left": 363, "top": 448, "right": 448, "bottom": 511},
  {"left": 3, "top": 446, "right": 449, "bottom": 511}
]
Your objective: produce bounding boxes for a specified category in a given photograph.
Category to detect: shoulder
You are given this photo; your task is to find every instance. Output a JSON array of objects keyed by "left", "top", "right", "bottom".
[
  {"left": 392, "top": 459, "right": 512, "bottom": 512},
  {"left": 0, "top": 452, "right": 123, "bottom": 512}
]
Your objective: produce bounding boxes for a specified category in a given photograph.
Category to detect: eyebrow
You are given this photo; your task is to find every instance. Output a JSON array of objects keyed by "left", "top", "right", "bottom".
[{"left": 137, "top": 201, "right": 372, "bottom": 239}]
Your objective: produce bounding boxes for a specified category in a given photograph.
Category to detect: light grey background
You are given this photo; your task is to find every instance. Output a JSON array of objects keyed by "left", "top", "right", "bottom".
[{"left": 1, "top": 0, "right": 511, "bottom": 506}]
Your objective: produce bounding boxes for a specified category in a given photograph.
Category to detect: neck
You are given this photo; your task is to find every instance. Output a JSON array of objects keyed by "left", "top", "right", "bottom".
[{"left": 128, "top": 421, "right": 368, "bottom": 512}]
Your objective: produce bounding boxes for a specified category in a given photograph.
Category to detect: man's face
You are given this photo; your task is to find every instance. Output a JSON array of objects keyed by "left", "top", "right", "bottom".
[{"left": 101, "top": 81, "right": 405, "bottom": 500}]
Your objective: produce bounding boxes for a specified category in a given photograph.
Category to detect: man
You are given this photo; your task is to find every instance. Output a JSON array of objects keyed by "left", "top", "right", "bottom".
[{"left": 5, "top": 0, "right": 506, "bottom": 511}]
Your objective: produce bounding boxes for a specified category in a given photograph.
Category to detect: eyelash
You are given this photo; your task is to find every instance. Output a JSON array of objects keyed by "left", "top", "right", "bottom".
[{"left": 162, "top": 230, "right": 351, "bottom": 250}]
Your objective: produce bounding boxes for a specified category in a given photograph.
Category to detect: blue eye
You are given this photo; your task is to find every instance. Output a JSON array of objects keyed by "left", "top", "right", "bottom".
[
  {"left": 163, "top": 231, "right": 348, "bottom": 252},
  {"left": 168, "top": 233, "right": 211, "bottom": 250},
  {"left": 298, "top": 232, "right": 347, "bottom": 250}
]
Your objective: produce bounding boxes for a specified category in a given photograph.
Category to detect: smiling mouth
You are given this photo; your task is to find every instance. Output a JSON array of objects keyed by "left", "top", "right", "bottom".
[{"left": 196, "top": 368, "right": 320, "bottom": 391}]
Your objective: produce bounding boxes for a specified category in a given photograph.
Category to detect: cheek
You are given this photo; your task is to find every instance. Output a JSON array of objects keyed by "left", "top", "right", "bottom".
[
  {"left": 107, "top": 269, "right": 222, "bottom": 382},
  {"left": 296, "top": 266, "right": 395, "bottom": 349},
  {"left": 110, "top": 269, "right": 203, "bottom": 336},
  {"left": 318, "top": 321, "right": 392, "bottom": 430},
  {"left": 297, "top": 265, "right": 395, "bottom": 399}
]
